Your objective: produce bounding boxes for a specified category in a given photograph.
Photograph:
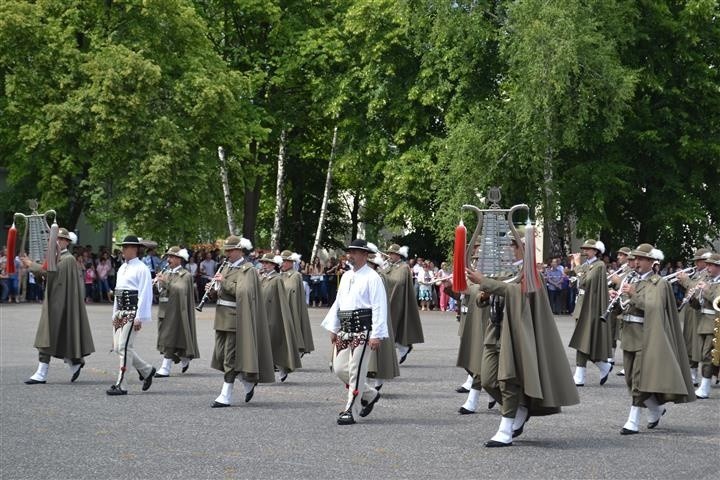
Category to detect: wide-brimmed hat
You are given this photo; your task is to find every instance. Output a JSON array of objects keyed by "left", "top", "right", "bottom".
[
  {"left": 166, "top": 246, "right": 189, "bottom": 262},
  {"left": 630, "top": 243, "right": 655, "bottom": 259},
  {"left": 705, "top": 253, "right": 720, "bottom": 266},
  {"left": 117, "top": 235, "right": 144, "bottom": 246},
  {"left": 223, "top": 235, "right": 253, "bottom": 252},
  {"left": 581, "top": 239, "right": 605, "bottom": 254},
  {"left": 56, "top": 227, "right": 73, "bottom": 242},
  {"left": 617, "top": 247, "right": 631, "bottom": 256},
  {"left": 692, "top": 248, "right": 712, "bottom": 261},
  {"left": 259, "top": 253, "right": 282, "bottom": 266},
  {"left": 345, "top": 239, "right": 373, "bottom": 252},
  {"left": 386, "top": 243, "right": 409, "bottom": 258}
]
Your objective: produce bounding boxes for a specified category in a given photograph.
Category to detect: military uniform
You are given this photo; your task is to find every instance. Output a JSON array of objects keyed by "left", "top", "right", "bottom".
[
  {"left": 619, "top": 243, "right": 695, "bottom": 435},
  {"left": 677, "top": 248, "right": 712, "bottom": 384},
  {"left": 456, "top": 283, "right": 491, "bottom": 413},
  {"left": 473, "top": 257, "right": 579, "bottom": 447},
  {"left": 381, "top": 244, "right": 424, "bottom": 363},
  {"left": 259, "top": 254, "right": 301, "bottom": 381},
  {"left": 210, "top": 236, "right": 274, "bottom": 407},
  {"left": 279, "top": 250, "right": 315, "bottom": 356},
  {"left": 693, "top": 253, "right": 720, "bottom": 398},
  {"left": 569, "top": 239, "right": 612, "bottom": 386},
  {"left": 155, "top": 247, "right": 199, "bottom": 377},
  {"left": 366, "top": 253, "right": 400, "bottom": 390},
  {"left": 24, "top": 227, "right": 95, "bottom": 384}
]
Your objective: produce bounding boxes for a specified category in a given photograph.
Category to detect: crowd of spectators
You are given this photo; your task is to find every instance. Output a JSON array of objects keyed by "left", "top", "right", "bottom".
[{"left": 0, "top": 242, "right": 697, "bottom": 310}]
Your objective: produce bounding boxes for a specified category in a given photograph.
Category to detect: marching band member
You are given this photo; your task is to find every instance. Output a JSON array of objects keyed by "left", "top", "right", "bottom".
[
  {"left": 608, "top": 247, "right": 636, "bottom": 377},
  {"left": 454, "top": 278, "right": 493, "bottom": 414},
  {"left": 279, "top": 250, "right": 314, "bottom": 357},
  {"left": 22, "top": 227, "right": 95, "bottom": 385},
  {"left": 107, "top": 235, "right": 155, "bottom": 395},
  {"left": 209, "top": 236, "right": 274, "bottom": 407},
  {"left": 607, "top": 246, "right": 632, "bottom": 367},
  {"left": 569, "top": 240, "right": 613, "bottom": 386},
  {"left": 468, "top": 228, "right": 579, "bottom": 447},
  {"left": 617, "top": 244, "right": 695, "bottom": 434},
  {"left": 692, "top": 252, "right": 720, "bottom": 399},
  {"left": 381, "top": 244, "right": 424, "bottom": 364},
  {"left": 153, "top": 246, "right": 199, "bottom": 378},
  {"left": 259, "top": 253, "right": 301, "bottom": 383},
  {"left": 676, "top": 247, "right": 712, "bottom": 385},
  {"left": 322, "top": 239, "right": 388, "bottom": 425},
  {"left": 365, "top": 251, "right": 400, "bottom": 392}
]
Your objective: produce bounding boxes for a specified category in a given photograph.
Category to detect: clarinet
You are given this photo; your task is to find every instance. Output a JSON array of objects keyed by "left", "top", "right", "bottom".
[
  {"left": 600, "top": 270, "right": 638, "bottom": 322},
  {"left": 196, "top": 260, "right": 229, "bottom": 312}
]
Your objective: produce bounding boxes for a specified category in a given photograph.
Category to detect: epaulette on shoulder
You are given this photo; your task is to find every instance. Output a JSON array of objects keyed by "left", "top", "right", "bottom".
[{"left": 650, "top": 274, "right": 661, "bottom": 284}]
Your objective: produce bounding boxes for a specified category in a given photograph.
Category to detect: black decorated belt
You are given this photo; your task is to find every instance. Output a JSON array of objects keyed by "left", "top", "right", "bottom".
[
  {"left": 338, "top": 309, "right": 372, "bottom": 333},
  {"left": 113, "top": 289, "right": 139, "bottom": 330}
]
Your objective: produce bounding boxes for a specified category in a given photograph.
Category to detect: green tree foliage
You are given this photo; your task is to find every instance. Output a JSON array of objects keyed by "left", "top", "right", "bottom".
[
  {"left": 1, "top": 0, "right": 263, "bottom": 243},
  {"left": 1, "top": 0, "right": 716, "bottom": 259}
]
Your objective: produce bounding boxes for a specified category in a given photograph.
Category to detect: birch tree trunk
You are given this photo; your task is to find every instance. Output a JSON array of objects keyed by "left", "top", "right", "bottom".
[
  {"left": 218, "top": 146, "right": 238, "bottom": 235},
  {"left": 270, "top": 129, "right": 288, "bottom": 252},
  {"left": 310, "top": 125, "right": 338, "bottom": 264}
]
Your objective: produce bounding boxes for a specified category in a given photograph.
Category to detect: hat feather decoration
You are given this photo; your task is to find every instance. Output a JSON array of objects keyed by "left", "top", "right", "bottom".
[
  {"left": 240, "top": 237, "right": 253, "bottom": 251},
  {"left": 398, "top": 246, "right": 409, "bottom": 259}
]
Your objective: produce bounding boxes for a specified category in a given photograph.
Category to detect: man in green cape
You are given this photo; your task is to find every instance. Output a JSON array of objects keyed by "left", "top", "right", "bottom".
[
  {"left": 569, "top": 239, "right": 613, "bottom": 386},
  {"left": 209, "top": 236, "right": 274, "bottom": 407},
  {"left": 381, "top": 244, "right": 423, "bottom": 364},
  {"left": 468, "top": 228, "right": 579, "bottom": 447},
  {"left": 22, "top": 227, "right": 94, "bottom": 384},
  {"left": 617, "top": 243, "right": 695, "bottom": 434},
  {"left": 154, "top": 246, "right": 199, "bottom": 377}
]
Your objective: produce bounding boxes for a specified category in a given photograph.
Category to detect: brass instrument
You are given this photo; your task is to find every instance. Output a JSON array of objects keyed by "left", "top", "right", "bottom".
[
  {"left": 601, "top": 270, "right": 638, "bottom": 321},
  {"left": 607, "top": 264, "right": 629, "bottom": 280},
  {"left": 607, "top": 264, "right": 629, "bottom": 287},
  {"left": 712, "top": 295, "right": 720, "bottom": 366},
  {"left": 196, "top": 259, "right": 229, "bottom": 312},
  {"left": 662, "top": 266, "right": 695, "bottom": 284}
]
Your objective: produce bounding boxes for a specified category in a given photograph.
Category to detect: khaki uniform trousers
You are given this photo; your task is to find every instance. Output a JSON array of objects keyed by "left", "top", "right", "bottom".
[{"left": 480, "top": 342, "right": 523, "bottom": 418}]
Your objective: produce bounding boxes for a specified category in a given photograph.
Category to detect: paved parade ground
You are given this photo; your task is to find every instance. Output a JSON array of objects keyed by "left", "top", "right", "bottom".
[{"left": 1, "top": 303, "right": 718, "bottom": 479}]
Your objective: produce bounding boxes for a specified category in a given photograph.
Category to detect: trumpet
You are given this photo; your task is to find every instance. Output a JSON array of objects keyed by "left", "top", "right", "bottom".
[
  {"left": 607, "top": 264, "right": 629, "bottom": 280},
  {"left": 601, "top": 270, "right": 638, "bottom": 321},
  {"left": 663, "top": 266, "right": 695, "bottom": 284},
  {"left": 196, "top": 259, "right": 230, "bottom": 312},
  {"left": 714, "top": 294, "right": 720, "bottom": 312},
  {"left": 607, "top": 264, "right": 629, "bottom": 287}
]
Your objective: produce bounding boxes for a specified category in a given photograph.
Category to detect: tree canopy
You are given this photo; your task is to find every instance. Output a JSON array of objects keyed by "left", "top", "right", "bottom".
[{"left": 1, "top": 0, "right": 718, "bottom": 260}]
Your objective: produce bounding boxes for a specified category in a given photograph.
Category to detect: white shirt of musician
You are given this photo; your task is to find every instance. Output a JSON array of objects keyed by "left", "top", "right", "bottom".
[
  {"left": 113, "top": 257, "right": 153, "bottom": 323},
  {"left": 321, "top": 264, "right": 389, "bottom": 339}
]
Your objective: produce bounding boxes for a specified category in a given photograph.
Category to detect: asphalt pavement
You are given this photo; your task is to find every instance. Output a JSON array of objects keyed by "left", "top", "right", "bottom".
[{"left": 1, "top": 302, "right": 718, "bottom": 479}]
